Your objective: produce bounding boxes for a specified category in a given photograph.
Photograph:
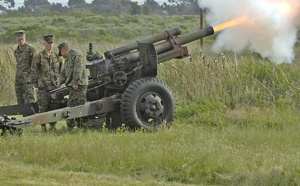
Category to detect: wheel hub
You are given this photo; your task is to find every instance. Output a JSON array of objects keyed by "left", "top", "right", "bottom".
[{"left": 142, "top": 94, "right": 164, "bottom": 119}]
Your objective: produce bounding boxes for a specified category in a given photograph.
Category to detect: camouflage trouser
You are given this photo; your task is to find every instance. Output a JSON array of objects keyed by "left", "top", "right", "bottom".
[
  {"left": 66, "top": 85, "right": 87, "bottom": 129},
  {"left": 15, "top": 82, "right": 35, "bottom": 104},
  {"left": 37, "top": 89, "right": 61, "bottom": 113},
  {"left": 37, "top": 89, "right": 62, "bottom": 132}
]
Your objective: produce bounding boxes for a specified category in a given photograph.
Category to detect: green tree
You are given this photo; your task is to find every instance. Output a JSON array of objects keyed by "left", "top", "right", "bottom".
[
  {"left": 68, "top": 0, "right": 86, "bottom": 7},
  {"left": 90, "top": 0, "right": 133, "bottom": 14},
  {"left": 130, "top": 2, "right": 141, "bottom": 15},
  {"left": 161, "top": 3, "right": 178, "bottom": 15},
  {"left": 142, "top": 5, "right": 152, "bottom": 15},
  {"left": 168, "top": 0, "right": 190, "bottom": 4},
  {"left": 91, "top": 0, "right": 110, "bottom": 5},
  {"left": 49, "top": 3, "right": 69, "bottom": 14},
  {"left": 24, "top": 0, "right": 50, "bottom": 8},
  {"left": 0, "top": 0, "right": 15, "bottom": 8},
  {"left": 165, "top": 0, "right": 199, "bottom": 15},
  {"left": 144, "top": 0, "right": 161, "bottom": 14},
  {"left": 144, "top": 0, "right": 160, "bottom": 9}
]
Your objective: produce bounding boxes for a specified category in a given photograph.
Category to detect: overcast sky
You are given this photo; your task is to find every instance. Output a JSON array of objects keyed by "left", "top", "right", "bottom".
[{"left": 13, "top": 0, "right": 169, "bottom": 8}]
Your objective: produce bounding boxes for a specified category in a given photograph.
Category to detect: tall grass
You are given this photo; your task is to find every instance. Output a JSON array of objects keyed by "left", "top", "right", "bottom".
[
  {"left": 0, "top": 46, "right": 16, "bottom": 104},
  {"left": 2, "top": 42, "right": 300, "bottom": 185},
  {"left": 160, "top": 47, "right": 300, "bottom": 108},
  {"left": 0, "top": 14, "right": 201, "bottom": 44},
  {"left": 158, "top": 46, "right": 300, "bottom": 127},
  {"left": 1, "top": 14, "right": 300, "bottom": 185},
  {"left": 1, "top": 122, "right": 300, "bottom": 185}
]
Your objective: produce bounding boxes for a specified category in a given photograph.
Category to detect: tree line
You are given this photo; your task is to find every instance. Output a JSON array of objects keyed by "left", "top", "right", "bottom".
[{"left": 0, "top": 0, "right": 200, "bottom": 15}]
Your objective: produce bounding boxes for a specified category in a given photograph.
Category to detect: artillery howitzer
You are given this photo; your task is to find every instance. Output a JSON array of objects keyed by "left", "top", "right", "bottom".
[{"left": 0, "top": 27, "right": 214, "bottom": 135}]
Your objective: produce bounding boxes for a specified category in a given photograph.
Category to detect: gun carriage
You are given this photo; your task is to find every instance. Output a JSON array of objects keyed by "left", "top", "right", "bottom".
[{"left": 0, "top": 27, "right": 214, "bottom": 135}]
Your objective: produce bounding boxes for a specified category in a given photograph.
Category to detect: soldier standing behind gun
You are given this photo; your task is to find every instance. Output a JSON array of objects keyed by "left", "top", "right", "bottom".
[
  {"left": 56, "top": 42, "right": 88, "bottom": 131},
  {"left": 14, "top": 30, "right": 36, "bottom": 105},
  {"left": 31, "top": 35, "right": 63, "bottom": 132}
]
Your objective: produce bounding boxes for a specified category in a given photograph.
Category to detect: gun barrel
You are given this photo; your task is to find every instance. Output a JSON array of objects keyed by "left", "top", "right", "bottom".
[
  {"left": 155, "top": 26, "right": 214, "bottom": 54},
  {"left": 104, "top": 28, "right": 182, "bottom": 59},
  {"left": 125, "top": 26, "right": 215, "bottom": 63},
  {"left": 174, "top": 26, "right": 214, "bottom": 45}
]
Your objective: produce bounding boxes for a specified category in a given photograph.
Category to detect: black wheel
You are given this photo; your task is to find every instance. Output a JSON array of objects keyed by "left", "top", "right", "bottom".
[
  {"left": 121, "top": 77, "right": 175, "bottom": 131},
  {"left": 84, "top": 112, "right": 123, "bottom": 131},
  {"left": 84, "top": 114, "right": 107, "bottom": 129},
  {"left": 106, "top": 111, "right": 123, "bottom": 130},
  {"left": 1, "top": 126, "right": 22, "bottom": 136}
]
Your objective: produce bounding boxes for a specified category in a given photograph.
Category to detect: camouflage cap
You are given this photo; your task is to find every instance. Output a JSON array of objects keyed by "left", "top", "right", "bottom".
[
  {"left": 58, "top": 42, "right": 69, "bottom": 56},
  {"left": 43, "top": 35, "right": 54, "bottom": 44},
  {"left": 14, "top": 30, "right": 26, "bottom": 40}
]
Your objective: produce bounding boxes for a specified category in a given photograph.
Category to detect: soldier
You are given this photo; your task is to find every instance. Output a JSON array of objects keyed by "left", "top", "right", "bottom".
[
  {"left": 56, "top": 42, "right": 88, "bottom": 131},
  {"left": 31, "top": 35, "right": 63, "bottom": 132},
  {"left": 14, "top": 30, "right": 36, "bottom": 105}
]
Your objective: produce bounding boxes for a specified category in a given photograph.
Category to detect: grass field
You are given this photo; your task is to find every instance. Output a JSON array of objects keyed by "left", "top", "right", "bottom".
[
  {"left": 1, "top": 119, "right": 300, "bottom": 186},
  {"left": 1, "top": 14, "right": 300, "bottom": 185}
]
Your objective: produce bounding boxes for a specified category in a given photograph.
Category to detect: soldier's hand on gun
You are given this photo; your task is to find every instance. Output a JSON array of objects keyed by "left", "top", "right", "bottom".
[
  {"left": 56, "top": 83, "right": 61, "bottom": 88},
  {"left": 73, "top": 85, "right": 78, "bottom": 90},
  {"left": 34, "top": 87, "right": 39, "bottom": 92}
]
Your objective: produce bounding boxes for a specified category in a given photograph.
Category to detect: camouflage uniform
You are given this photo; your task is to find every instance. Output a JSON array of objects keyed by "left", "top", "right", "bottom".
[
  {"left": 31, "top": 35, "right": 63, "bottom": 132},
  {"left": 14, "top": 30, "right": 35, "bottom": 104},
  {"left": 58, "top": 43, "right": 88, "bottom": 130}
]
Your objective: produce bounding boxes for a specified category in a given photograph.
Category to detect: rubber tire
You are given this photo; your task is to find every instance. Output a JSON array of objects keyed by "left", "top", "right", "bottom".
[
  {"left": 120, "top": 77, "right": 175, "bottom": 131},
  {"left": 1, "top": 126, "right": 22, "bottom": 136},
  {"left": 84, "top": 112, "right": 122, "bottom": 130},
  {"left": 84, "top": 114, "right": 107, "bottom": 130}
]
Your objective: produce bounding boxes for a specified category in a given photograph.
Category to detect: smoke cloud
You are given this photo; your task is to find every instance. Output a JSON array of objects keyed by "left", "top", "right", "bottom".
[{"left": 198, "top": 0, "right": 300, "bottom": 63}]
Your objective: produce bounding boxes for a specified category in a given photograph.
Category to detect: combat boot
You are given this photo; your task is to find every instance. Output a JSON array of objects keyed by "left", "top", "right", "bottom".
[
  {"left": 49, "top": 122, "right": 57, "bottom": 133},
  {"left": 41, "top": 124, "right": 47, "bottom": 133},
  {"left": 66, "top": 119, "right": 75, "bottom": 132}
]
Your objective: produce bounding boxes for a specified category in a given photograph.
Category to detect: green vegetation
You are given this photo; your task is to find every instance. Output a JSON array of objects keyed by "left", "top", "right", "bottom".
[
  {"left": 1, "top": 14, "right": 300, "bottom": 185},
  {"left": 0, "top": 14, "right": 200, "bottom": 43},
  {"left": 1, "top": 120, "right": 300, "bottom": 185},
  {"left": 2, "top": 0, "right": 199, "bottom": 16}
]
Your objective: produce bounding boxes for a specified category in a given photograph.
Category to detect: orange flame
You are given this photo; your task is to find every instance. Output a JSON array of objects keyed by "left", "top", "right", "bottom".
[
  {"left": 279, "top": 1, "right": 291, "bottom": 13},
  {"left": 213, "top": 1, "right": 299, "bottom": 33},
  {"left": 279, "top": 0, "right": 300, "bottom": 19},
  {"left": 214, "top": 16, "right": 249, "bottom": 32}
]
